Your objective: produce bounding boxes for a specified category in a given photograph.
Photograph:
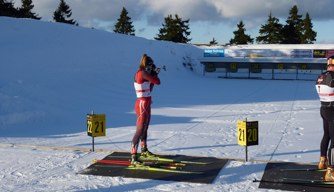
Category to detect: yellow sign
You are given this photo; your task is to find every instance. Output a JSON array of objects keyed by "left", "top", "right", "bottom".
[
  {"left": 87, "top": 114, "right": 106, "bottom": 137},
  {"left": 277, "top": 63, "right": 284, "bottom": 70},
  {"left": 300, "top": 64, "right": 308, "bottom": 70},
  {"left": 313, "top": 50, "right": 326, "bottom": 58},
  {"left": 250, "top": 63, "right": 261, "bottom": 73},
  {"left": 237, "top": 120, "right": 258, "bottom": 146},
  {"left": 230, "top": 63, "right": 238, "bottom": 73}
]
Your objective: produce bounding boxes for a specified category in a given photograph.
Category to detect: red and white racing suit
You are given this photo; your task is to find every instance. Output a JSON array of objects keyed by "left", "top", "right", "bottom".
[{"left": 131, "top": 69, "right": 160, "bottom": 155}]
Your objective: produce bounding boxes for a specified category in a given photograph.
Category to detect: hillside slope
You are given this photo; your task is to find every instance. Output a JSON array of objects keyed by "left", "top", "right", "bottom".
[{"left": 0, "top": 17, "right": 203, "bottom": 136}]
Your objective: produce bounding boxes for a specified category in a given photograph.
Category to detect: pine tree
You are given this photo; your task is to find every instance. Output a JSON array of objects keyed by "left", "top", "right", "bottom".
[
  {"left": 155, "top": 15, "right": 175, "bottom": 42},
  {"left": 53, "top": 0, "right": 77, "bottom": 25},
  {"left": 229, "top": 21, "right": 253, "bottom": 45},
  {"left": 155, "top": 14, "right": 191, "bottom": 43},
  {"left": 0, "top": 0, "right": 19, "bottom": 17},
  {"left": 256, "top": 12, "right": 283, "bottom": 44},
  {"left": 209, "top": 38, "right": 218, "bottom": 46},
  {"left": 113, "top": 7, "right": 135, "bottom": 35},
  {"left": 281, "top": 5, "right": 303, "bottom": 44},
  {"left": 19, "top": 0, "right": 41, "bottom": 20},
  {"left": 301, "top": 12, "right": 316, "bottom": 44}
]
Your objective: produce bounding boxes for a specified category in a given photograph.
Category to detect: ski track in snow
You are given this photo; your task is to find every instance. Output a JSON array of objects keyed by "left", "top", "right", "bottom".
[
  {"left": 0, "top": 80, "right": 319, "bottom": 192},
  {"left": 150, "top": 81, "right": 267, "bottom": 153}
]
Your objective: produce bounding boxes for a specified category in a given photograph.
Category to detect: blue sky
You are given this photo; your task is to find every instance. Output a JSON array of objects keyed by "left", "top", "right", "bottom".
[{"left": 14, "top": 0, "right": 334, "bottom": 44}]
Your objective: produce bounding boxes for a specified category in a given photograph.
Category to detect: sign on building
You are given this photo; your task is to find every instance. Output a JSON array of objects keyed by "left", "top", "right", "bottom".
[{"left": 204, "top": 49, "right": 224, "bottom": 57}]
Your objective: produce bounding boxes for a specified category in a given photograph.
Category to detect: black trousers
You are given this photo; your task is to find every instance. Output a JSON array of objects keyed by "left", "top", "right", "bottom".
[{"left": 320, "top": 106, "right": 334, "bottom": 164}]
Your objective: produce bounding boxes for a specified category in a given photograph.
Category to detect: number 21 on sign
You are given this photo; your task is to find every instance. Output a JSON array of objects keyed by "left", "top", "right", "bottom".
[{"left": 87, "top": 114, "right": 106, "bottom": 137}]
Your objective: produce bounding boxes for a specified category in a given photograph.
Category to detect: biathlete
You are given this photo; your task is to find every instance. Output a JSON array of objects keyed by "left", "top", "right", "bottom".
[
  {"left": 316, "top": 55, "right": 334, "bottom": 181},
  {"left": 131, "top": 54, "right": 161, "bottom": 164}
]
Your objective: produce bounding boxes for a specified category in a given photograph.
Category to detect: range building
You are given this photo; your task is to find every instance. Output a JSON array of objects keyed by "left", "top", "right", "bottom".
[{"left": 199, "top": 44, "right": 334, "bottom": 80}]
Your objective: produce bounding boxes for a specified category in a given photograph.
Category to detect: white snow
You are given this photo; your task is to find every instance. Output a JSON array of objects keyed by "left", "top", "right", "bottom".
[{"left": 0, "top": 17, "right": 325, "bottom": 191}]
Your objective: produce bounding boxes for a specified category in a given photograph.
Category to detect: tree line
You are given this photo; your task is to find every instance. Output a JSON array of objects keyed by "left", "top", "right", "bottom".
[
  {"left": 107, "top": 7, "right": 191, "bottom": 43},
  {"left": 0, "top": 1, "right": 317, "bottom": 45},
  {"left": 113, "top": 5, "right": 317, "bottom": 45},
  {"left": 0, "top": 0, "right": 77, "bottom": 24},
  {"left": 230, "top": 5, "right": 317, "bottom": 45},
  {"left": 0, "top": 0, "right": 40, "bottom": 19}
]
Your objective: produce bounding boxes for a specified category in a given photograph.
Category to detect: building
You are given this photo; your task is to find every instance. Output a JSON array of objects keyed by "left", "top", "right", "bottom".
[{"left": 199, "top": 44, "right": 334, "bottom": 80}]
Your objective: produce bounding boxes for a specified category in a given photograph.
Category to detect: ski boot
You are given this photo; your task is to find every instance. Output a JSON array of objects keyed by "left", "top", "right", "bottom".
[
  {"left": 324, "top": 167, "right": 334, "bottom": 181},
  {"left": 130, "top": 154, "right": 142, "bottom": 166},
  {"left": 140, "top": 147, "right": 157, "bottom": 158},
  {"left": 318, "top": 156, "right": 328, "bottom": 169}
]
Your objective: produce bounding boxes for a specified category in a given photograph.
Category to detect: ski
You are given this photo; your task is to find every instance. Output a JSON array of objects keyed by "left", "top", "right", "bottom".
[
  {"left": 94, "top": 159, "right": 183, "bottom": 170},
  {"left": 106, "top": 153, "right": 210, "bottom": 165},
  {"left": 282, "top": 178, "right": 334, "bottom": 185},
  {"left": 137, "top": 155, "right": 208, "bottom": 165},
  {"left": 279, "top": 168, "right": 326, "bottom": 172},
  {"left": 253, "top": 178, "right": 334, "bottom": 186},
  {"left": 93, "top": 159, "right": 202, "bottom": 174},
  {"left": 126, "top": 164, "right": 202, "bottom": 174}
]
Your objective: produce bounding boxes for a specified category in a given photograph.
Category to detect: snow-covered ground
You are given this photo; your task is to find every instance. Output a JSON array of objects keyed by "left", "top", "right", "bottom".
[{"left": 0, "top": 17, "right": 325, "bottom": 191}]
